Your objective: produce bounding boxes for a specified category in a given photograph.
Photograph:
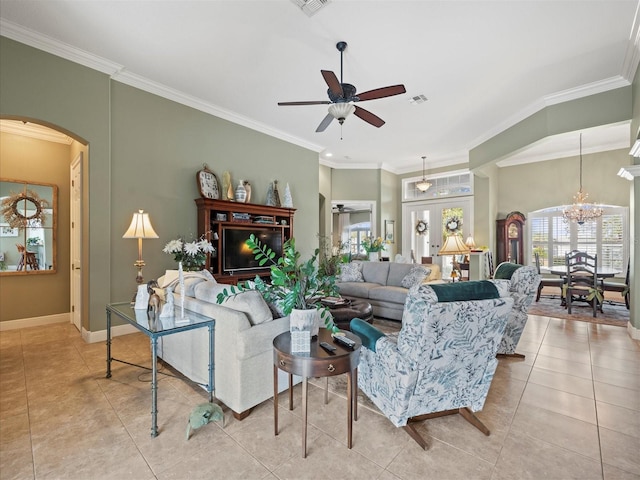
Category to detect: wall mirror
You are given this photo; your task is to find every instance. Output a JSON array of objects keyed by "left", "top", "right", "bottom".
[{"left": 0, "top": 179, "right": 57, "bottom": 275}]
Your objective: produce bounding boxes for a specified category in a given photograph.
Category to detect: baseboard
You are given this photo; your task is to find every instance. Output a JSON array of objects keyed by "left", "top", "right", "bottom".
[
  {"left": 82, "top": 324, "right": 139, "bottom": 344},
  {"left": 627, "top": 322, "right": 640, "bottom": 340},
  {"left": 0, "top": 313, "right": 69, "bottom": 331}
]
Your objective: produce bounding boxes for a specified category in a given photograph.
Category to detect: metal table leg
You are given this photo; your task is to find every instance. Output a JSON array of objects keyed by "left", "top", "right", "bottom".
[
  {"left": 208, "top": 323, "right": 214, "bottom": 403},
  {"left": 106, "top": 309, "right": 112, "bottom": 378},
  {"left": 150, "top": 336, "right": 158, "bottom": 437}
]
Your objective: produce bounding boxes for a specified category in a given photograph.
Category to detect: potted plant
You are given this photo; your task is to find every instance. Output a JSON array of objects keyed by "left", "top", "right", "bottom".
[
  {"left": 361, "top": 235, "right": 386, "bottom": 261},
  {"left": 217, "top": 233, "right": 340, "bottom": 334}
]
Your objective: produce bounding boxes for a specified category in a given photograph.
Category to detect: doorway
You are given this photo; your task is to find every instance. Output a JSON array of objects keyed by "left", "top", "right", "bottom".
[
  {"left": 402, "top": 197, "right": 473, "bottom": 278},
  {"left": 70, "top": 153, "right": 82, "bottom": 332}
]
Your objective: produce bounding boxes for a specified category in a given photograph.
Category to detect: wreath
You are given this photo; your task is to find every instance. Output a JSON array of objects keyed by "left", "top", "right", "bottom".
[
  {"left": 415, "top": 220, "right": 428, "bottom": 235},
  {"left": 1, "top": 190, "right": 49, "bottom": 229},
  {"left": 444, "top": 216, "right": 463, "bottom": 234}
]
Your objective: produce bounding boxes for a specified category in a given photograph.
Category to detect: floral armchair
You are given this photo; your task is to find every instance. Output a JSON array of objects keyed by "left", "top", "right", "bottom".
[
  {"left": 350, "top": 280, "right": 514, "bottom": 449},
  {"left": 493, "top": 263, "right": 541, "bottom": 357}
]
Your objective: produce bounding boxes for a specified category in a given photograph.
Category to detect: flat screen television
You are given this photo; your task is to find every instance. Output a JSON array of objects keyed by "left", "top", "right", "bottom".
[{"left": 222, "top": 228, "right": 283, "bottom": 273}]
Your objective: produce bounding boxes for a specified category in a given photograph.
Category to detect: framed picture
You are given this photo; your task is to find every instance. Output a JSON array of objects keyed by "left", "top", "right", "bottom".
[
  {"left": 0, "top": 225, "right": 18, "bottom": 237},
  {"left": 385, "top": 220, "right": 395, "bottom": 244}
]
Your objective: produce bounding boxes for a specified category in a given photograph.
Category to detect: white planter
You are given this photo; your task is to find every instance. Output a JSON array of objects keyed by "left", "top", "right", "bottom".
[
  {"left": 368, "top": 252, "right": 380, "bottom": 262},
  {"left": 290, "top": 308, "right": 319, "bottom": 352}
]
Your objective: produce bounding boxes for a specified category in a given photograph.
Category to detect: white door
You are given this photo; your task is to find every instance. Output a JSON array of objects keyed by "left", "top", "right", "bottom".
[
  {"left": 70, "top": 153, "right": 82, "bottom": 332},
  {"left": 402, "top": 197, "right": 473, "bottom": 278}
]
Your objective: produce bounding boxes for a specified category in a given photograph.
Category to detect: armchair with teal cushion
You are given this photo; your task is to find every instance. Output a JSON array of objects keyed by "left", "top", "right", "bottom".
[
  {"left": 350, "top": 280, "right": 514, "bottom": 449},
  {"left": 493, "top": 263, "right": 541, "bottom": 357}
]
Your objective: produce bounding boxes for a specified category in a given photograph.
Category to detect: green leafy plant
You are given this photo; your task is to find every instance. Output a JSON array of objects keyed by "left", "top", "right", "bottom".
[{"left": 217, "top": 234, "right": 340, "bottom": 332}]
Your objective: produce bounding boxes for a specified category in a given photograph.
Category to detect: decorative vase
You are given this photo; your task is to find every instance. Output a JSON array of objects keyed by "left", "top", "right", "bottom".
[
  {"left": 369, "top": 252, "right": 380, "bottom": 262},
  {"left": 243, "top": 181, "right": 251, "bottom": 203},
  {"left": 235, "top": 180, "right": 247, "bottom": 203}
]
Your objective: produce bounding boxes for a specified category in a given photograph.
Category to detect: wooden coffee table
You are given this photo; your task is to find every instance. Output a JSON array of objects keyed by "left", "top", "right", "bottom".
[{"left": 323, "top": 297, "right": 373, "bottom": 331}]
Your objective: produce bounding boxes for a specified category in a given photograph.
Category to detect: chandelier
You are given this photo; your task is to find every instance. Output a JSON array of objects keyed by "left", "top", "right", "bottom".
[
  {"left": 562, "top": 133, "right": 603, "bottom": 225},
  {"left": 416, "top": 156, "right": 432, "bottom": 192}
]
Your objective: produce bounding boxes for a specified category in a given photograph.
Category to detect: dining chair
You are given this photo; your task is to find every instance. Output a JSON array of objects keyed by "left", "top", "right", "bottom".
[
  {"left": 565, "top": 251, "right": 600, "bottom": 317},
  {"left": 534, "top": 252, "right": 564, "bottom": 301},
  {"left": 602, "top": 260, "right": 630, "bottom": 310},
  {"left": 16, "top": 243, "right": 39, "bottom": 271}
]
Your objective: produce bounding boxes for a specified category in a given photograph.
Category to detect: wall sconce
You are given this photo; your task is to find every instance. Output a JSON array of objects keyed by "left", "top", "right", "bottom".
[{"left": 122, "top": 209, "right": 158, "bottom": 285}]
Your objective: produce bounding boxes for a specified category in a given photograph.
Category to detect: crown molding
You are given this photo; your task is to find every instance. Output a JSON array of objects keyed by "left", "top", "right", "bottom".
[
  {"left": 622, "top": 0, "right": 640, "bottom": 81},
  {"left": 112, "top": 70, "right": 324, "bottom": 154},
  {"left": 0, "top": 19, "right": 123, "bottom": 75},
  {"left": 0, "top": 20, "right": 324, "bottom": 155}
]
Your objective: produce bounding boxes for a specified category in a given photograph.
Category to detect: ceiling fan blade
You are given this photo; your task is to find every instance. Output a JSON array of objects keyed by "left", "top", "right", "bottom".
[
  {"left": 321, "top": 70, "right": 343, "bottom": 98},
  {"left": 354, "top": 106, "right": 385, "bottom": 128},
  {"left": 278, "top": 100, "right": 331, "bottom": 106},
  {"left": 356, "top": 84, "right": 406, "bottom": 102},
  {"left": 316, "top": 113, "right": 334, "bottom": 132}
]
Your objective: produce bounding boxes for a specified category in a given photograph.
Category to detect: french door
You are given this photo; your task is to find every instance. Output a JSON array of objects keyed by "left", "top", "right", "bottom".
[{"left": 402, "top": 197, "right": 473, "bottom": 278}]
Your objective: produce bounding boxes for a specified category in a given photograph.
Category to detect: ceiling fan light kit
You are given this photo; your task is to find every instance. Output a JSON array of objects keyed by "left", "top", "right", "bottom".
[{"left": 278, "top": 41, "right": 406, "bottom": 134}]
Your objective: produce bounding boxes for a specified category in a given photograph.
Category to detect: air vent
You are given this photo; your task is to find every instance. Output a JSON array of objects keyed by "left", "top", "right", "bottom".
[
  {"left": 291, "top": 0, "right": 330, "bottom": 17},
  {"left": 409, "top": 94, "right": 428, "bottom": 105}
]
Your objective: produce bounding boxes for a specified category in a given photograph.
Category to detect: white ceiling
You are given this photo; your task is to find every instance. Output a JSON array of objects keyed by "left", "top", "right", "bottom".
[{"left": 0, "top": 0, "right": 638, "bottom": 173}]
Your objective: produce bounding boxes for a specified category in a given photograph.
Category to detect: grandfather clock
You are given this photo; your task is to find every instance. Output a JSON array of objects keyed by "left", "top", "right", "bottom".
[{"left": 496, "top": 211, "right": 525, "bottom": 265}]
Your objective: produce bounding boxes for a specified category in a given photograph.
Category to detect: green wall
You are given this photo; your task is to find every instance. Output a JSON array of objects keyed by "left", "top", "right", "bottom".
[
  {"left": 497, "top": 149, "right": 630, "bottom": 216},
  {"left": 0, "top": 36, "right": 319, "bottom": 332}
]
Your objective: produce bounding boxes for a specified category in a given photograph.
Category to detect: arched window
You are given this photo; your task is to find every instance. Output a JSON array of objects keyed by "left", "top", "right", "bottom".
[{"left": 529, "top": 206, "right": 628, "bottom": 276}]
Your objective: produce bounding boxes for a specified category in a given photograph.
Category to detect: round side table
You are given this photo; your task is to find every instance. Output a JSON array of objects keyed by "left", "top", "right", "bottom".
[{"left": 273, "top": 328, "right": 361, "bottom": 458}]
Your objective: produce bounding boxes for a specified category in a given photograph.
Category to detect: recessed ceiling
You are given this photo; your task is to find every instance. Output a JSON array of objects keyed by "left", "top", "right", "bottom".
[{"left": 0, "top": 0, "right": 638, "bottom": 173}]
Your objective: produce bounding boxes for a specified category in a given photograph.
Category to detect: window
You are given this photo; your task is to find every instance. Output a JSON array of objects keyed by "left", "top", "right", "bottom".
[
  {"left": 529, "top": 206, "right": 628, "bottom": 275},
  {"left": 402, "top": 169, "right": 473, "bottom": 201}
]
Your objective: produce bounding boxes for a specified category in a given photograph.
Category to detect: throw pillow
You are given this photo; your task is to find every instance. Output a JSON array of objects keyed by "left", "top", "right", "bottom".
[
  {"left": 339, "top": 262, "right": 364, "bottom": 282},
  {"left": 401, "top": 265, "right": 431, "bottom": 288},
  {"left": 222, "top": 290, "right": 273, "bottom": 326},
  {"left": 195, "top": 282, "right": 273, "bottom": 326}
]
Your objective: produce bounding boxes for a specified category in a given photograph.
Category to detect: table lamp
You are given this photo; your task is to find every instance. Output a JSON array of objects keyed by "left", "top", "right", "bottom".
[
  {"left": 438, "top": 234, "right": 470, "bottom": 281},
  {"left": 123, "top": 209, "right": 159, "bottom": 285}
]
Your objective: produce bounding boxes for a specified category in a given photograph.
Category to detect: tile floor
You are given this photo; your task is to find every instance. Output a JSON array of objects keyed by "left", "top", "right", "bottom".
[{"left": 0, "top": 314, "right": 639, "bottom": 480}]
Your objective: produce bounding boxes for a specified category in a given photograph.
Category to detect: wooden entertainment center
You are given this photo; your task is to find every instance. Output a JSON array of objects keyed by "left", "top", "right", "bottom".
[{"left": 196, "top": 198, "right": 296, "bottom": 284}]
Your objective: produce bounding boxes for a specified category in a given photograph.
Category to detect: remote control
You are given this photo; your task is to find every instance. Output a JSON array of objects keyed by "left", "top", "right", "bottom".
[
  {"left": 319, "top": 341, "right": 336, "bottom": 353},
  {"left": 333, "top": 334, "right": 356, "bottom": 349}
]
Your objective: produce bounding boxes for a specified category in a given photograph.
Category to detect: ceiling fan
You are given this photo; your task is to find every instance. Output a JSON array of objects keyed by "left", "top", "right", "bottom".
[{"left": 277, "top": 41, "right": 406, "bottom": 132}]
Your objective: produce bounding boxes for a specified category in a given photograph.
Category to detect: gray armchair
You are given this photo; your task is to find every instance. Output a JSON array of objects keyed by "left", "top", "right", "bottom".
[{"left": 351, "top": 280, "right": 514, "bottom": 449}]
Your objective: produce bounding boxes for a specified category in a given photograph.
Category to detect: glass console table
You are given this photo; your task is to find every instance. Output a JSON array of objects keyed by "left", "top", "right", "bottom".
[{"left": 106, "top": 302, "right": 215, "bottom": 437}]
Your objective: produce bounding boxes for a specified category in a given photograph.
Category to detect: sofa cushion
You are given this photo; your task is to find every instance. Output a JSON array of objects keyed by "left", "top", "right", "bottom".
[
  {"left": 336, "top": 282, "right": 380, "bottom": 298},
  {"left": 425, "top": 264, "right": 441, "bottom": 282},
  {"left": 339, "top": 262, "right": 364, "bottom": 282},
  {"left": 429, "top": 280, "right": 500, "bottom": 302},
  {"left": 387, "top": 263, "right": 415, "bottom": 287},
  {"left": 194, "top": 281, "right": 273, "bottom": 326},
  {"left": 401, "top": 265, "right": 431, "bottom": 288},
  {"left": 361, "top": 261, "right": 390, "bottom": 285},
  {"left": 368, "top": 286, "right": 408, "bottom": 305}
]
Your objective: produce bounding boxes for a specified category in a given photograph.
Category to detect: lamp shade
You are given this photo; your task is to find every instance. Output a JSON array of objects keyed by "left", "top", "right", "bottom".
[
  {"left": 465, "top": 235, "right": 476, "bottom": 249},
  {"left": 122, "top": 210, "right": 159, "bottom": 239},
  {"left": 438, "top": 234, "right": 470, "bottom": 256}
]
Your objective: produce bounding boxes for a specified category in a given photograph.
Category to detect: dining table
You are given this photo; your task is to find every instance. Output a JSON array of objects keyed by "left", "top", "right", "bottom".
[{"left": 546, "top": 266, "right": 620, "bottom": 308}]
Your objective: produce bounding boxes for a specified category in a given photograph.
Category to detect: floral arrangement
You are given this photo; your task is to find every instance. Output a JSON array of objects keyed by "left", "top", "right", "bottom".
[
  {"left": 361, "top": 236, "right": 386, "bottom": 253},
  {"left": 444, "top": 216, "right": 463, "bottom": 234},
  {"left": 163, "top": 233, "right": 214, "bottom": 271}
]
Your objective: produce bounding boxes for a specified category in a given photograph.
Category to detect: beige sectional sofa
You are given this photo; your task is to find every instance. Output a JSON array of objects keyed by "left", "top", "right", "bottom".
[
  {"left": 336, "top": 261, "right": 442, "bottom": 320},
  {"left": 154, "top": 271, "right": 296, "bottom": 420}
]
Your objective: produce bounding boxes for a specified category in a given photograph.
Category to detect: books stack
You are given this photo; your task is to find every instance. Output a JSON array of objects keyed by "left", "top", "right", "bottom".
[
  {"left": 232, "top": 212, "right": 251, "bottom": 223},
  {"left": 253, "top": 215, "right": 275, "bottom": 224}
]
